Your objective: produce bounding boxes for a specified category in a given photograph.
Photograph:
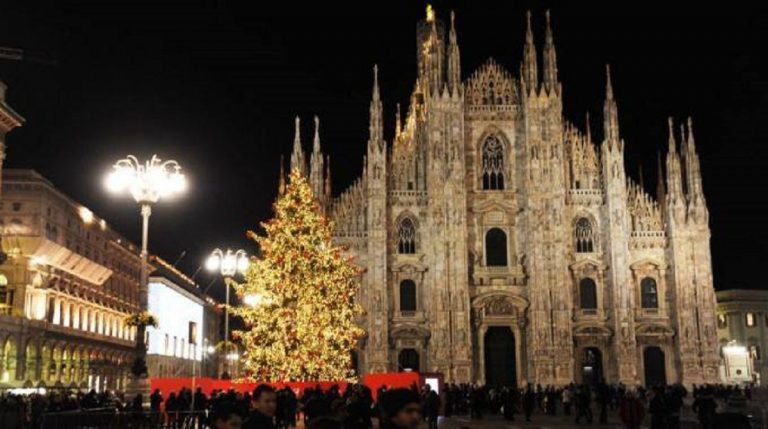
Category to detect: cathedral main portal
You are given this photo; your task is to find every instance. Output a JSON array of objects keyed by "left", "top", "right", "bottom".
[{"left": 484, "top": 326, "right": 517, "bottom": 387}]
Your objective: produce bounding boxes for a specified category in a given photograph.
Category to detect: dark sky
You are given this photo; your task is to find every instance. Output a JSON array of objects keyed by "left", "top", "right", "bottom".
[{"left": 1, "top": 0, "right": 766, "bottom": 296}]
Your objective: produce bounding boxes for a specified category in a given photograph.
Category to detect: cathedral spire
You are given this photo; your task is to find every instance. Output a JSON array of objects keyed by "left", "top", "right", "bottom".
[
  {"left": 290, "top": 115, "right": 306, "bottom": 174},
  {"left": 666, "top": 117, "right": 685, "bottom": 206},
  {"left": 447, "top": 10, "right": 462, "bottom": 94},
  {"left": 313, "top": 115, "right": 321, "bottom": 153},
  {"left": 395, "top": 103, "right": 402, "bottom": 139},
  {"left": 603, "top": 64, "right": 620, "bottom": 146},
  {"left": 585, "top": 111, "right": 592, "bottom": 144},
  {"left": 324, "top": 155, "right": 332, "bottom": 199},
  {"left": 656, "top": 151, "right": 666, "bottom": 213},
  {"left": 542, "top": 10, "right": 559, "bottom": 94},
  {"left": 521, "top": 10, "right": 539, "bottom": 93},
  {"left": 309, "top": 115, "right": 325, "bottom": 199},
  {"left": 278, "top": 155, "right": 286, "bottom": 195},
  {"left": 684, "top": 116, "right": 705, "bottom": 206},
  {"left": 368, "top": 65, "right": 384, "bottom": 152}
]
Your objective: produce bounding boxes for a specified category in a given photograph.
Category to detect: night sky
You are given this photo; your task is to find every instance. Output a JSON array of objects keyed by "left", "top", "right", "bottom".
[{"left": 1, "top": 1, "right": 766, "bottom": 299}]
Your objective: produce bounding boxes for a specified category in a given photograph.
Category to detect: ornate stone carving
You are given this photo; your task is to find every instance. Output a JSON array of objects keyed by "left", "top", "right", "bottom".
[{"left": 485, "top": 296, "right": 516, "bottom": 316}]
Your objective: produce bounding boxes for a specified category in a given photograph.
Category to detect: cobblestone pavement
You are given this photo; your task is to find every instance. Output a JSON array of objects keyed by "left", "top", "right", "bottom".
[{"left": 432, "top": 413, "right": 701, "bottom": 428}]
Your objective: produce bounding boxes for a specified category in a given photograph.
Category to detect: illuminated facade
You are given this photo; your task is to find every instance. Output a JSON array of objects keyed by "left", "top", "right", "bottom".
[
  {"left": 0, "top": 169, "right": 142, "bottom": 391},
  {"left": 716, "top": 289, "right": 768, "bottom": 384},
  {"left": 286, "top": 8, "right": 719, "bottom": 386},
  {"left": 146, "top": 256, "right": 221, "bottom": 379}
]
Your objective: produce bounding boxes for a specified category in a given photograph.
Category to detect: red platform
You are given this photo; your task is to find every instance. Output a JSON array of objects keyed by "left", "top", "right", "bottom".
[{"left": 150, "top": 371, "right": 440, "bottom": 400}]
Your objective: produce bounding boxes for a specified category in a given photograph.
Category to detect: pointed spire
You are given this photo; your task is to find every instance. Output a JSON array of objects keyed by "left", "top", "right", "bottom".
[
  {"left": 368, "top": 65, "right": 384, "bottom": 149},
  {"left": 638, "top": 164, "right": 645, "bottom": 190},
  {"left": 679, "top": 122, "right": 686, "bottom": 153},
  {"left": 684, "top": 116, "right": 705, "bottom": 205},
  {"left": 542, "top": 10, "right": 559, "bottom": 94},
  {"left": 313, "top": 115, "right": 321, "bottom": 153},
  {"left": 603, "top": 64, "right": 620, "bottom": 145},
  {"left": 585, "top": 111, "right": 592, "bottom": 144},
  {"left": 324, "top": 156, "right": 332, "bottom": 198},
  {"left": 447, "top": 10, "right": 462, "bottom": 94},
  {"left": 521, "top": 10, "right": 539, "bottom": 92},
  {"left": 605, "top": 64, "right": 614, "bottom": 100},
  {"left": 290, "top": 115, "right": 306, "bottom": 174},
  {"left": 667, "top": 117, "right": 676, "bottom": 154},
  {"left": 372, "top": 64, "right": 380, "bottom": 102},
  {"left": 278, "top": 155, "right": 286, "bottom": 195},
  {"left": 309, "top": 115, "right": 325, "bottom": 198},
  {"left": 686, "top": 116, "right": 697, "bottom": 155},
  {"left": 395, "top": 103, "right": 402, "bottom": 138},
  {"left": 666, "top": 117, "right": 685, "bottom": 205},
  {"left": 656, "top": 151, "right": 666, "bottom": 210}
]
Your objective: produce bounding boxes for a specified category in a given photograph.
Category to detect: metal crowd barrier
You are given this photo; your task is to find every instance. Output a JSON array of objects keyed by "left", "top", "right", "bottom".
[{"left": 40, "top": 409, "right": 210, "bottom": 429}]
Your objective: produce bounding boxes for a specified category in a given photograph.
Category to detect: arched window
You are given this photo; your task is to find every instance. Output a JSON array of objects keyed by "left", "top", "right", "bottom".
[
  {"left": 575, "top": 217, "right": 595, "bottom": 253},
  {"left": 397, "top": 218, "right": 416, "bottom": 254},
  {"left": 579, "top": 278, "right": 598, "bottom": 310},
  {"left": 640, "top": 277, "right": 658, "bottom": 309},
  {"left": 399, "top": 280, "right": 417, "bottom": 312},
  {"left": 485, "top": 228, "right": 508, "bottom": 267},
  {"left": 482, "top": 135, "right": 505, "bottom": 190}
]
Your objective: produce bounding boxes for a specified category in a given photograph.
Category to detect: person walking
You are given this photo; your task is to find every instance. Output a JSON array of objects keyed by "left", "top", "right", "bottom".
[{"left": 522, "top": 384, "right": 535, "bottom": 422}]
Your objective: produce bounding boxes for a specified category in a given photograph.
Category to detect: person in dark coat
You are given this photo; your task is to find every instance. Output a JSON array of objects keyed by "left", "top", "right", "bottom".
[
  {"left": 619, "top": 391, "right": 645, "bottom": 429},
  {"left": 150, "top": 389, "right": 164, "bottom": 426},
  {"left": 245, "top": 384, "right": 277, "bottom": 429},
  {"left": 522, "top": 384, "right": 535, "bottom": 422},
  {"left": 692, "top": 388, "right": 717, "bottom": 429},
  {"left": 574, "top": 385, "right": 593, "bottom": 423},
  {"left": 648, "top": 386, "right": 667, "bottom": 429},
  {"left": 502, "top": 387, "right": 516, "bottom": 421},
  {"left": 423, "top": 385, "right": 440, "bottom": 429}
]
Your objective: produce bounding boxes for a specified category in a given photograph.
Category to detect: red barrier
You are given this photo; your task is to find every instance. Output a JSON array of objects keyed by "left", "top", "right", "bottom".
[{"left": 150, "top": 371, "right": 429, "bottom": 400}]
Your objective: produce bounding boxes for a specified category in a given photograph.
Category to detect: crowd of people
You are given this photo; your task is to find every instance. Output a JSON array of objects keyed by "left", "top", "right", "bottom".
[{"left": 0, "top": 380, "right": 756, "bottom": 428}]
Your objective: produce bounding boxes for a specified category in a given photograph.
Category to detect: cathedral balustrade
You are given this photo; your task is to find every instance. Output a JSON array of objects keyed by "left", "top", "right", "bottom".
[
  {"left": 629, "top": 230, "right": 667, "bottom": 250},
  {"left": 572, "top": 308, "right": 609, "bottom": 323},
  {"left": 567, "top": 189, "right": 603, "bottom": 206},
  {"left": 634, "top": 307, "right": 668, "bottom": 319},
  {"left": 466, "top": 105, "right": 518, "bottom": 116},
  {"left": 389, "top": 190, "right": 427, "bottom": 199},
  {"left": 630, "top": 230, "right": 666, "bottom": 238},
  {"left": 391, "top": 310, "right": 426, "bottom": 323}
]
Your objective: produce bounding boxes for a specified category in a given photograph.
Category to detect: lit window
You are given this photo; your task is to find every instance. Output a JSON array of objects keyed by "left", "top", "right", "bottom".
[
  {"left": 397, "top": 218, "right": 416, "bottom": 254},
  {"left": 575, "top": 218, "right": 595, "bottom": 253},
  {"left": 481, "top": 135, "right": 505, "bottom": 190},
  {"left": 717, "top": 314, "right": 727, "bottom": 329},
  {"left": 746, "top": 313, "right": 756, "bottom": 327},
  {"left": 640, "top": 278, "right": 658, "bottom": 309}
]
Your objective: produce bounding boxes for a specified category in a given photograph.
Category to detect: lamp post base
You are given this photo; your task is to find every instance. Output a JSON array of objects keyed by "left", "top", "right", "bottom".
[{"left": 124, "top": 376, "right": 151, "bottom": 406}]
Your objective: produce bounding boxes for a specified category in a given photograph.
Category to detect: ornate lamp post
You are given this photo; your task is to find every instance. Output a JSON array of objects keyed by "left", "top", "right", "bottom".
[
  {"left": 206, "top": 248, "right": 248, "bottom": 378},
  {"left": 105, "top": 155, "right": 186, "bottom": 393}
]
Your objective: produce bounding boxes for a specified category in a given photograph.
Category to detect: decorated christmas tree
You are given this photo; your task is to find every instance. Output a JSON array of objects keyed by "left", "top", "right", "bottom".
[{"left": 231, "top": 168, "right": 365, "bottom": 382}]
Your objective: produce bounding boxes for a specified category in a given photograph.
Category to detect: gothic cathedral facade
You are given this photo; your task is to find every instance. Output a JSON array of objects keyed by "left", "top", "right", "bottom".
[{"left": 283, "top": 7, "right": 720, "bottom": 386}]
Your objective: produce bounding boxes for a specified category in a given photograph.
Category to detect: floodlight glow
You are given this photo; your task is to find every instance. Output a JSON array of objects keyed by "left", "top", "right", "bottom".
[
  {"left": 79, "top": 207, "right": 94, "bottom": 224},
  {"left": 105, "top": 155, "right": 186, "bottom": 204}
]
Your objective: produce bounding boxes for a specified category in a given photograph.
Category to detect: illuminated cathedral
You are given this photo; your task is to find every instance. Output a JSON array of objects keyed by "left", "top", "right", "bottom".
[{"left": 284, "top": 6, "right": 719, "bottom": 386}]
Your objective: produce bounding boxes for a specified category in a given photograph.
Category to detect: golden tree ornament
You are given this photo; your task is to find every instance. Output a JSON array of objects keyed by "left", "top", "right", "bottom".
[{"left": 231, "top": 169, "right": 365, "bottom": 382}]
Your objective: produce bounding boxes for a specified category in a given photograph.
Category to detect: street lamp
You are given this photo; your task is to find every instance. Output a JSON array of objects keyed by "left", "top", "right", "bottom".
[
  {"left": 206, "top": 248, "right": 248, "bottom": 378},
  {"left": 105, "top": 155, "right": 186, "bottom": 389}
]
